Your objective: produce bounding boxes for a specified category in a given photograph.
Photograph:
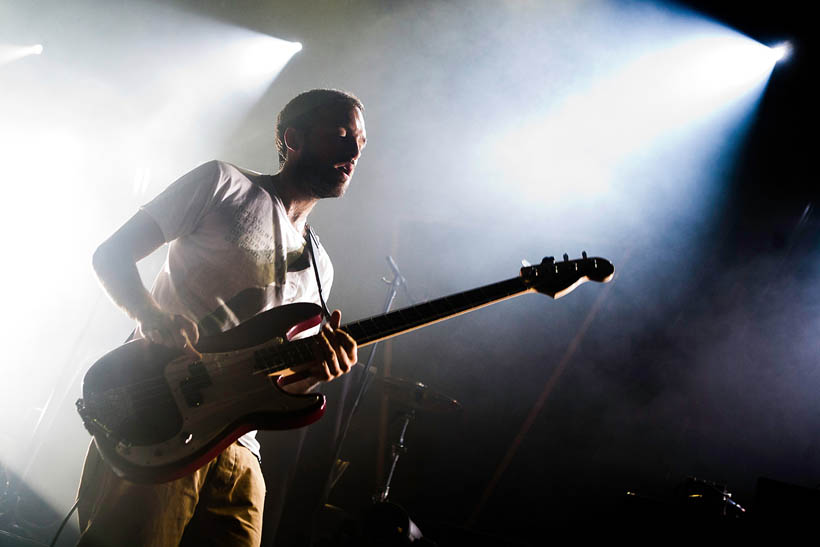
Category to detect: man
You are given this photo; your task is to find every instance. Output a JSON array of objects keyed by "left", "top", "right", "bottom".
[{"left": 77, "top": 88, "right": 365, "bottom": 546}]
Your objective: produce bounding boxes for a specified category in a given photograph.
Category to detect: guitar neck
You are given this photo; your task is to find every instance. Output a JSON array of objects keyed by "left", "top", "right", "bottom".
[
  {"left": 343, "top": 276, "right": 531, "bottom": 347},
  {"left": 257, "top": 255, "right": 613, "bottom": 375}
]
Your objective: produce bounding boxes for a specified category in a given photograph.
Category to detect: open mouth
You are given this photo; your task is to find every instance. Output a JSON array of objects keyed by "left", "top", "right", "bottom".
[{"left": 336, "top": 162, "right": 354, "bottom": 177}]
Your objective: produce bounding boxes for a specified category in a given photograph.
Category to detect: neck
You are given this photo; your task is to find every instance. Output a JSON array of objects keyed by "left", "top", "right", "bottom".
[{"left": 268, "top": 166, "right": 318, "bottom": 234}]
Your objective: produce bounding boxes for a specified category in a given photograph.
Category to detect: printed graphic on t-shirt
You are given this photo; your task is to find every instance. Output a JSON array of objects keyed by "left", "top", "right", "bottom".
[
  {"left": 227, "top": 206, "right": 275, "bottom": 264},
  {"left": 195, "top": 207, "right": 313, "bottom": 335}
]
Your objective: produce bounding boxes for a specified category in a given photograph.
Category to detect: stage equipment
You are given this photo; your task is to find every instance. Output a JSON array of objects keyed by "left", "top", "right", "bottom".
[
  {"left": 362, "top": 501, "right": 428, "bottom": 546},
  {"left": 310, "top": 255, "right": 411, "bottom": 547},
  {"left": 679, "top": 476, "right": 746, "bottom": 518},
  {"left": 374, "top": 377, "right": 461, "bottom": 503},
  {"left": 376, "top": 377, "right": 462, "bottom": 417},
  {"left": 361, "top": 377, "right": 459, "bottom": 546}
]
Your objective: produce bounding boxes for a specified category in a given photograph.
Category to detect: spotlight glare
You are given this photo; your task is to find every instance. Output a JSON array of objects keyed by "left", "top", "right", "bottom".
[
  {"left": 770, "top": 41, "right": 792, "bottom": 62},
  {"left": 487, "top": 29, "right": 784, "bottom": 205},
  {"left": 0, "top": 43, "right": 44, "bottom": 66},
  {"left": 236, "top": 35, "right": 303, "bottom": 81}
]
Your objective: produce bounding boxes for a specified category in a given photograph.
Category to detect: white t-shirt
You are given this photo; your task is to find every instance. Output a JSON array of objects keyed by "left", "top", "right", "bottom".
[{"left": 140, "top": 160, "right": 333, "bottom": 457}]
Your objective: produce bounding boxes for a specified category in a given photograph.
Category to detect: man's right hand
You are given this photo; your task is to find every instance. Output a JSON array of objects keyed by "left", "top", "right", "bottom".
[
  {"left": 92, "top": 210, "right": 204, "bottom": 358},
  {"left": 138, "top": 310, "right": 201, "bottom": 359}
]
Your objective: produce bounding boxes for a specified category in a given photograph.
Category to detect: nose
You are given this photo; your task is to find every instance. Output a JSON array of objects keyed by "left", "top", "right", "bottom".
[
  {"left": 349, "top": 138, "right": 363, "bottom": 163},
  {"left": 350, "top": 144, "right": 362, "bottom": 164}
]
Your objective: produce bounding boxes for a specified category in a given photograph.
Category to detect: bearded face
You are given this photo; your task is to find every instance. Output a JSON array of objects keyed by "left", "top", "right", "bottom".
[{"left": 290, "top": 106, "right": 366, "bottom": 199}]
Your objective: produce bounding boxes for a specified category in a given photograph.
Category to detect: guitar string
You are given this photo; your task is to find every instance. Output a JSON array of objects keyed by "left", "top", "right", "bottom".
[
  {"left": 92, "top": 303, "right": 447, "bottom": 411},
  {"left": 89, "top": 280, "right": 532, "bottom": 416},
  {"left": 96, "top": 287, "right": 498, "bottom": 398},
  {"left": 117, "top": 302, "right": 418, "bottom": 395},
  {"left": 115, "top": 294, "right": 488, "bottom": 411},
  {"left": 99, "top": 282, "right": 518, "bottom": 462},
  {"left": 85, "top": 263, "right": 608, "bottom": 453},
  {"left": 91, "top": 281, "right": 538, "bottom": 420},
  {"left": 90, "top": 262, "right": 596, "bottom": 409}
]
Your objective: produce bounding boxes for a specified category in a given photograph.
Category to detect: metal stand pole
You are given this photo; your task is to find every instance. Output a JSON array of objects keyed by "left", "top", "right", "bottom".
[
  {"left": 376, "top": 410, "right": 414, "bottom": 503},
  {"left": 309, "top": 256, "right": 410, "bottom": 546}
]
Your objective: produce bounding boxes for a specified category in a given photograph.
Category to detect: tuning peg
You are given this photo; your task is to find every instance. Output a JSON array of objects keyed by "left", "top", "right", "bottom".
[
  {"left": 582, "top": 251, "right": 587, "bottom": 259},
  {"left": 521, "top": 259, "right": 532, "bottom": 267},
  {"left": 541, "top": 256, "right": 554, "bottom": 265},
  {"left": 563, "top": 253, "right": 569, "bottom": 262}
]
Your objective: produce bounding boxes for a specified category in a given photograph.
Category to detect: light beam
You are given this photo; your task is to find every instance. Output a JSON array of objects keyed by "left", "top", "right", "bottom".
[
  {"left": 0, "top": 43, "right": 44, "bottom": 66},
  {"left": 485, "top": 27, "right": 784, "bottom": 205}
]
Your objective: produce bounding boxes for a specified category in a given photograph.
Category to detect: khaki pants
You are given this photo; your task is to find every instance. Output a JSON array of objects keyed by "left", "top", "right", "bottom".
[{"left": 76, "top": 441, "right": 265, "bottom": 547}]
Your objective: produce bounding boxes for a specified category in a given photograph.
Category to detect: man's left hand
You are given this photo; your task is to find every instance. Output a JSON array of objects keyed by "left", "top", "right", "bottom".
[
  {"left": 281, "top": 309, "right": 357, "bottom": 394},
  {"left": 311, "top": 309, "right": 357, "bottom": 381}
]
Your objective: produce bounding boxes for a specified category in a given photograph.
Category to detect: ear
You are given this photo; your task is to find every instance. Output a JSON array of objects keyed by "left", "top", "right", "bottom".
[{"left": 283, "top": 127, "right": 304, "bottom": 159}]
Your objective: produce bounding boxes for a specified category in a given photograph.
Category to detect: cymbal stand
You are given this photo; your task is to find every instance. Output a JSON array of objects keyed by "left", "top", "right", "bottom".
[
  {"left": 376, "top": 409, "right": 415, "bottom": 502},
  {"left": 310, "top": 256, "right": 410, "bottom": 546}
]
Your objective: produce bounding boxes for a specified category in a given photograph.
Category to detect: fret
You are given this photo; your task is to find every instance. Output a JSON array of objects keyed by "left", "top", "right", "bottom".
[
  {"left": 254, "top": 349, "right": 281, "bottom": 374},
  {"left": 428, "top": 297, "right": 450, "bottom": 317},
  {"left": 253, "top": 352, "right": 268, "bottom": 373},
  {"left": 395, "top": 307, "right": 411, "bottom": 323},
  {"left": 411, "top": 302, "right": 435, "bottom": 324},
  {"left": 404, "top": 303, "right": 426, "bottom": 321},
  {"left": 296, "top": 340, "right": 313, "bottom": 362},
  {"left": 449, "top": 291, "right": 472, "bottom": 312},
  {"left": 343, "top": 322, "right": 366, "bottom": 342},
  {"left": 380, "top": 314, "right": 403, "bottom": 336}
]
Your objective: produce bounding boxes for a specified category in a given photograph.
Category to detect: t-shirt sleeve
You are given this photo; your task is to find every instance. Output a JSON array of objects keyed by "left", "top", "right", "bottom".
[{"left": 140, "top": 160, "right": 226, "bottom": 242}]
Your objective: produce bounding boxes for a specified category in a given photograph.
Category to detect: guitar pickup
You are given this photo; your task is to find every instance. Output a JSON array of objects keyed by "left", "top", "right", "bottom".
[{"left": 180, "top": 361, "right": 213, "bottom": 408}]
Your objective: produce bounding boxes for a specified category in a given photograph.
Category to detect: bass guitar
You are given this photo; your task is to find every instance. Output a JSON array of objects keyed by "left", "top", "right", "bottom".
[{"left": 77, "top": 254, "right": 614, "bottom": 483}]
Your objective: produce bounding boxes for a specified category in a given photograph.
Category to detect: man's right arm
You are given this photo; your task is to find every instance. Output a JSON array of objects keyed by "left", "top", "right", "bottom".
[{"left": 93, "top": 209, "right": 200, "bottom": 354}]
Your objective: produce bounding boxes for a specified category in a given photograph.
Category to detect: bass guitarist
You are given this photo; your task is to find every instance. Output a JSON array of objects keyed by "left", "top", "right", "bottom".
[{"left": 77, "top": 89, "right": 363, "bottom": 546}]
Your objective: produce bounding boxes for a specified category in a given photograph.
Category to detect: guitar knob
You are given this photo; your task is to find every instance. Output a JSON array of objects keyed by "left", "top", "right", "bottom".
[{"left": 563, "top": 253, "right": 569, "bottom": 262}]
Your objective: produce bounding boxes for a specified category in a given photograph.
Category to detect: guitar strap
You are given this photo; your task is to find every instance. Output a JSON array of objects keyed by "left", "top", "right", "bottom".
[{"left": 306, "top": 225, "right": 332, "bottom": 322}]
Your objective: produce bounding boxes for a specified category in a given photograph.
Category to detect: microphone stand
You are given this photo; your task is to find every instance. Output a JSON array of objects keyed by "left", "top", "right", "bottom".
[{"left": 309, "top": 256, "right": 409, "bottom": 545}]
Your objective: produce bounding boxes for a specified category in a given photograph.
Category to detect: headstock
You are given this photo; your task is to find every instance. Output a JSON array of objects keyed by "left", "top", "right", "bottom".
[{"left": 521, "top": 252, "right": 614, "bottom": 299}]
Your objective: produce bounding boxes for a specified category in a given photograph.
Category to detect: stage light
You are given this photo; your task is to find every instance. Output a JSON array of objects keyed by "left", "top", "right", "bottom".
[
  {"left": 236, "top": 35, "right": 303, "bottom": 81},
  {"left": 485, "top": 27, "right": 785, "bottom": 206},
  {"left": 770, "top": 41, "right": 792, "bottom": 62},
  {"left": 0, "top": 43, "right": 44, "bottom": 66}
]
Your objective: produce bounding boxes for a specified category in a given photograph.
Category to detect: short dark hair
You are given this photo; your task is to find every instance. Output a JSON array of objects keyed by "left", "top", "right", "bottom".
[{"left": 275, "top": 89, "right": 364, "bottom": 166}]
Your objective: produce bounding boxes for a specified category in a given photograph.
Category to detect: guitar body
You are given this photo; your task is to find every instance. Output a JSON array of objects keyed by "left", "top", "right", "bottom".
[{"left": 80, "top": 302, "right": 325, "bottom": 483}]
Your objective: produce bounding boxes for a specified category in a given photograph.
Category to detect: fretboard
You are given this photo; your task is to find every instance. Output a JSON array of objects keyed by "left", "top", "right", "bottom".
[
  {"left": 343, "top": 276, "right": 529, "bottom": 347},
  {"left": 254, "top": 276, "right": 530, "bottom": 376},
  {"left": 253, "top": 255, "right": 614, "bottom": 377}
]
